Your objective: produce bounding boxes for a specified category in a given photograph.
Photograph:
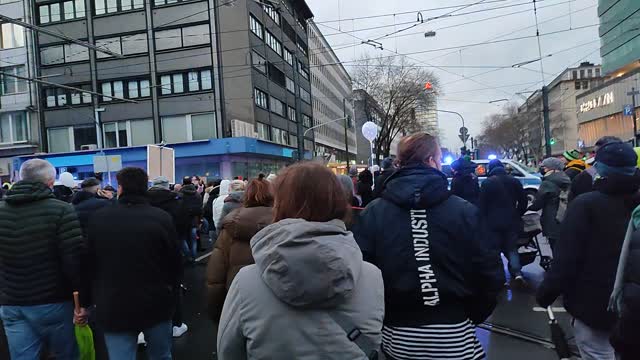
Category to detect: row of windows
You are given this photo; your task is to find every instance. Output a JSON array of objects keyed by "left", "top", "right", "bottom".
[
  {"left": 572, "top": 68, "right": 601, "bottom": 80},
  {"left": 251, "top": 51, "right": 295, "bottom": 94},
  {"left": 300, "top": 87, "right": 310, "bottom": 104},
  {"left": 263, "top": 4, "right": 280, "bottom": 25},
  {"left": 254, "top": 88, "right": 303, "bottom": 123},
  {"left": 160, "top": 69, "right": 212, "bottom": 95},
  {"left": 0, "top": 66, "right": 27, "bottom": 96},
  {"left": 47, "top": 112, "right": 216, "bottom": 152},
  {"left": 101, "top": 78, "right": 150, "bottom": 101},
  {"left": 40, "top": 24, "right": 209, "bottom": 66},
  {"left": 250, "top": 14, "right": 303, "bottom": 72},
  {"left": 1, "top": 22, "right": 25, "bottom": 49},
  {"left": 95, "top": 0, "right": 144, "bottom": 15},
  {"left": 0, "top": 112, "right": 29, "bottom": 145},
  {"left": 256, "top": 122, "right": 296, "bottom": 147},
  {"left": 45, "top": 85, "right": 92, "bottom": 108}
]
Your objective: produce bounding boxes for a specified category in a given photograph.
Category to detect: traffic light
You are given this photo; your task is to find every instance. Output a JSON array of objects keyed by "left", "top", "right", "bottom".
[
  {"left": 424, "top": 82, "right": 433, "bottom": 90},
  {"left": 549, "top": 138, "right": 556, "bottom": 145}
]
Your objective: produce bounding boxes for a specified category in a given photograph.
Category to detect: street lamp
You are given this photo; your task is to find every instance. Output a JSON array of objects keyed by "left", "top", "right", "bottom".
[{"left": 302, "top": 117, "right": 349, "bottom": 161}]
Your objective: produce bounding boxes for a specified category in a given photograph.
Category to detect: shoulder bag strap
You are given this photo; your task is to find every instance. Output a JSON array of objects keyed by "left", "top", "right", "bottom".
[{"left": 327, "top": 312, "right": 379, "bottom": 360}]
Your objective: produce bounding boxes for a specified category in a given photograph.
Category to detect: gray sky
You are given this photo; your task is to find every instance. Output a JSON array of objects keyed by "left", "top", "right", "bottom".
[{"left": 305, "top": 0, "right": 601, "bottom": 151}]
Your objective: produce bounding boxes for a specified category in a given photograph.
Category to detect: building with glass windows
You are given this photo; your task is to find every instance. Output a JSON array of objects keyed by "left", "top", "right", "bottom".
[
  {"left": 0, "top": 0, "right": 40, "bottom": 182},
  {"left": 14, "top": 0, "right": 313, "bottom": 180},
  {"left": 598, "top": 0, "right": 640, "bottom": 76}
]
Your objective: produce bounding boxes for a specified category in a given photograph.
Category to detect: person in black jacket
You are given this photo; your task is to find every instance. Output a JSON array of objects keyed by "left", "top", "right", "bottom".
[
  {"left": 478, "top": 159, "right": 528, "bottom": 285},
  {"left": 569, "top": 136, "right": 623, "bottom": 202},
  {"left": 71, "top": 177, "right": 111, "bottom": 236},
  {"left": 372, "top": 157, "right": 395, "bottom": 199},
  {"left": 450, "top": 157, "right": 480, "bottom": 204},
  {"left": 87, "top": 167, "right": 182, "bottom": 359},
  {"left": 537, "top": 142, "right": 640, "bottom": 360},
  {"left": 356, "top": 169, "right": 374, "bottom": 207},
  {"left": 147, "top": 176, "right": 190, "bottom": 338},
  {"left": 355, "top": 133, "right": 504, "bottom": 360},
  {"left": 180, "top": 176, "right": 203, "bottom": 260},
  {"left": 528, "top": 157, "right": 571, "bottom": 252}
]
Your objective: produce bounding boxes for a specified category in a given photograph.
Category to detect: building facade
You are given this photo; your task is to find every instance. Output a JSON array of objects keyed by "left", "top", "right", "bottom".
[
  {"left": 307, "top": 20, "right": 356, "bottom": 163},
  {"left": 414, "top": 104, "right": 439, "bottom": 136},
  {"left": 598, "top": 0, "right": 640, "bottom": 75},
  {"left": 12, "top": 0, "right": 313, "bottom": 180},
  {"left": 1, "top": 0, "right": 40, "bottom": 182},
  {"left": 519, "top": 62, "right": 605, "bottom": 156}
]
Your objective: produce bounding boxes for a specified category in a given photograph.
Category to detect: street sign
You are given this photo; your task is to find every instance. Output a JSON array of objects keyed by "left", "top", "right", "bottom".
[
  {"left": 92, "top": 154, "right": 122, "bottom": 173},
  {"left": 458, "top": 134, "right": 470, "bottom": 143},
  {"left": 624, "top": 104, "right": 634, "bottom": 116},
  {"left": 147, "top": 145, "right": 175, "bottom": 184},
  {"left": 459, "top": 127, "right": 469, "bottom": 136}
]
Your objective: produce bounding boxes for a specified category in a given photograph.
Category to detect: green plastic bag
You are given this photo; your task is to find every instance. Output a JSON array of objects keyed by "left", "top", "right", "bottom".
[{"left": 74, "top": 292, "right": 96, "bottom": 360}]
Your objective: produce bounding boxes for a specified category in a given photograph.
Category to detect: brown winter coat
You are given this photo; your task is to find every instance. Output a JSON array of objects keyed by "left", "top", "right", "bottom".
[{"left": 206, "top": 205, "right": 273, "bottom": 322}]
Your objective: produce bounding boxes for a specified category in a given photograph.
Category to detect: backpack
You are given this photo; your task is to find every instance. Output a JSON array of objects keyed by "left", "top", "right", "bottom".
[{"left": 555, "top": 187, "right": 570, "bottom": 223}]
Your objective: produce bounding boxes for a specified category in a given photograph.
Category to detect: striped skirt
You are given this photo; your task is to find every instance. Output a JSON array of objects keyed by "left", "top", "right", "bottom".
[{"left": 382, "top": 320, "right": 485, "bottom": 360}]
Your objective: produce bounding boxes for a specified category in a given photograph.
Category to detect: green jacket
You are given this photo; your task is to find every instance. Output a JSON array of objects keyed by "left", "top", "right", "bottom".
[{"left": 0, "top": 181, "right": 86, "bottom": 306}]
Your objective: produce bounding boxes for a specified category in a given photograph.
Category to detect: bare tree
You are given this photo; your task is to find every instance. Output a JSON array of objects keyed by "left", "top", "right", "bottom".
[
  {"left": 352, "top": 55, "right": 440, "bottom": 160},
  {"left": 478, "top": 104, "right": 541, "bottom": 163}
]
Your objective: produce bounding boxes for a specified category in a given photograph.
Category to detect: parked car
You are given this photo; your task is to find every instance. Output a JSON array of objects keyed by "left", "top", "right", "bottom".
[{"left": 442, "top": 159, "right": 542, "bottom": 204}]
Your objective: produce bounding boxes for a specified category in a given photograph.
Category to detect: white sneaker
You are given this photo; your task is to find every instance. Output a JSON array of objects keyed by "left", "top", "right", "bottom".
[
  {"left": 137, "top": 332, "right": 146, "bottom": 345},
  {"left": 173, "top": 323, "right": 188, "bottom": 338}
]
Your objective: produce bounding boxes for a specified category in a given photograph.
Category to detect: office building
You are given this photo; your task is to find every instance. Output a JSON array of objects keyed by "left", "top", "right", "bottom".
[
  {"left": 14, "top": 0, "right": 314, "bottom": 180},
  {"left": 307, "top": 20, "right": 355, "bottom": 163},
  {"left": 0, "top": 0, "right": 39, "bottom": 182},
  {"left": 598, "top": 0, "right": 640, "bottom": 76}
]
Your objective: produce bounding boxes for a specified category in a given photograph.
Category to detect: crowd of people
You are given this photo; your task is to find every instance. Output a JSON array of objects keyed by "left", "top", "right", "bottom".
[{"left": 1, "top": 132, "right": 640, "bottom": 360}]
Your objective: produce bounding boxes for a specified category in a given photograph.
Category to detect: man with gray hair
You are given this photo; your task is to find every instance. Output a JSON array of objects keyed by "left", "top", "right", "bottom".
[{"left": 0, "top": 159, "right": 87, "bottom": 359}]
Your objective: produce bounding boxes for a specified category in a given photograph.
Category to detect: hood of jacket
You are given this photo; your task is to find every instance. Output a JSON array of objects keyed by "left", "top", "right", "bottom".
[
  {"left": 223, "top": 206, "right": 273, "bottom": 243},
  {"left": 382, "top": 164, "right": 450, "bottom": 209},
  {"left": 181, "top": 184, "right": 197, "bottom": 196},
  {"left": 544, "top": 171, "right": 571, "bottom": 189},
  {"left": 225, "top": 191, "right": 244, "bottom": 203},
  {"left": 250, "top": 218, "right": 362, "bottom": 308},
  {"left": 219, "top": 180, "right": 231, "bottom": 197},
  {"left": 71, "top": 190, "right": 98, "bottom": 205},
  {"left": 4, "top": 181, "right": 54, "bottom": 205},
  {"left": 147, "top": 187, "right": 180, "bottom": 207}
]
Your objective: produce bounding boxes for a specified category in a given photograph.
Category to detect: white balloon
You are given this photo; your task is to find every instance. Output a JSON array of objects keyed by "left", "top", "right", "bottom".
[
  {"left": 59, "top": 172, "right": 75, "bottom": 188},
  {"left": 362, "top": 121, "right": 378, "bottom": 142}
]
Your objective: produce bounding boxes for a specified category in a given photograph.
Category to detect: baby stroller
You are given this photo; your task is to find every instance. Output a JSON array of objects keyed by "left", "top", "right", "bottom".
[{"left": 518, "top": 212, "right": 552, "bottom": 271}]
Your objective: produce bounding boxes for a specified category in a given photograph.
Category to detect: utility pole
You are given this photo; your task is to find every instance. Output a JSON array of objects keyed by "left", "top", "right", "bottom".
[
  {"left": 343, "top": 98, "right": 349, "bottom": 166},
  {"left": 542, "top": 86, "right": 552, "bottom": 157},
  {"left": 628, "top": 87, "right": 639, "bottom": 146}
]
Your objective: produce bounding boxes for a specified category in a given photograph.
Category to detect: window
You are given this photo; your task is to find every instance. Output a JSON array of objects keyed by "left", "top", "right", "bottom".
[
  {"left": 73, "top": 126, "right": 97, "bottom": 150},
  {"left": 596, "top": 68, "right": 601, "bottom": 77},
  {"left": 40, "top": 44, "right": 89, "bottom": 65},
  {"left": 289, "top": 133, "right": 298, "bottom": 147},
  {"left": 161, "top": 112, "right": 217, "bottom": 143},
  {"left": 288, "top": 106, "right": 296, "bottom": 122},
  {"left": 1, "top": 66, "right": 27, "bottom": 95},
  {"left": 250, "top": 15, "right": 264, "bottom": 39},
  {"left": 127, "top": 79, "right": 151, "bottom": 98},
  {"left": 101, "top": 80, "right": 124, "bottom": 101},
  {"left": 96, "top": 33, "right": 148, "bottom": 58},
  {"left": 304, "top": 138, "right": 313, "bottom": 151},
  {"left": 271, "top": 127, "right": 289, "bottom": 145},
  {"left": 588, "top": 69, "right": 593, "bottom": 78},
  {"left": 104, "top": 122, "right": 128, "bottom": 148},
  {"left": 300, "top": 87, "right": 310, "bottom": 103},
  {"left": 130, "top": 119, "right": 154, "bottom": 145},
  {"left": 153, "top": 0, "right": 190, "bottom": 5},
  {"left": 252, "top": 51, "right": 266, "bottom": 73},
  {"left": 45, "top": 85, "right": 92, "bottom": 107},
  {"left": 270, "top": 96, "right": 285, "bottom": 117},
  {"left": 256, "top": 122, "right": 270, "bottom": 140},
  {"left": 572, "top": 70, "right": 578, "bottom": 80},
  {"left": 39, "top": 0, "right": 84, "bottom": 23},
  {"left": 284, "top": 48, "right": 293, "bottom": 66},
  {"left": 580, "top": 69, "right": 585, "bottom": 78},
  {"left": 1, "top": 22, "right": 24, "bottom": 49},
  {"left": 0, "top": 112, "right": 28, "bottom": 144},
  {"left": 297, "top": 60, "right": 309, "bottom": 79},
  {"left": 575, "top": 81, "right": 581, "bottom": 90},
  {"left": 155, "top": 24, "right": 210, "bottom": 51},
  {"left": 302, "top": 114, "right": 312, "bottom": 127},
  {"left": 268, "top": 63, "right": 285, "bottom": 88},
  {"left": 265, "top": 30, "right": 282, "bottom": 56},
  {"left": 582, "top": 80, "right": 589, "bottom": 90},
  {"left": 103, "top": 119, "right": 153, "bottom": 147},
  {"left": 263, "top": 5, "right": 280, "bottom": 25},
  {"left": 48, "top": 127, "right": 72, "bottom": 153},
  {"left": 159, "top": 69, "right": 211, "bottom": 95},
  {"left": 254, "top": 88, "right": 268, "bottom": 109},
  {"left": 94, "top": 0, "right": 143, "bottom": 15},
  {"left": 286, "top": 77, "right": 295, "bottom": 93},
  {"left": 296, "top": 36, "right": 307, "bottom": 56}
]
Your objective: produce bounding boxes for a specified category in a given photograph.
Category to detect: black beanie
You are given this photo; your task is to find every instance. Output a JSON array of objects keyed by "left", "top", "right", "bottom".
[{"left": 595, "top": 142, "right": 637, "bottom": 168}]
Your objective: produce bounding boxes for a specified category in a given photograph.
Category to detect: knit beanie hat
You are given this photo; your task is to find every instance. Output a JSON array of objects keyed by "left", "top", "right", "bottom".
[
  {"left": 152, "top": 176, "right": 170, "bottom": 190},
  {"left": 594, "top": 142, "right": 638, "bottom": 177},
  {"left": 563, "top": 149, "right": 584, "bottom": 162},
  {"left": 541, "top": 157, "right": 564, "bottom": 172}
]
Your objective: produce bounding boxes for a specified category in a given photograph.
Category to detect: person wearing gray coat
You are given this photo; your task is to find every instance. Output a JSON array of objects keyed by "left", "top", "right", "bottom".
[{"left": 217, "top": 162, "right": 384, "bottom": 360}]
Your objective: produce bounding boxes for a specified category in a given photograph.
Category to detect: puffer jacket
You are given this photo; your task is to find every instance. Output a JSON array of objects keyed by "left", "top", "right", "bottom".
[
  {"left": 354, "top": 164, "right": 504, "bottom": 327},
  {"left": 212, "top": 180, "right": 231, "bottom": 229},
  {"left": 0, "top": 181, "right": 86, "bottom": 306},
  {"left": 217, "top": 219, "right": 384, "bottom": 360},
  {"left": 565, "top": 159, "right": 587, "bottom": 180},
  {"left": 528, "top": 171, "right": 571, "bottom": 240},
  {"left": 206, "top": 206, "right": 273, "bottom": 321},
  {"left": 219, "top": 191, "right": 244, "bottom": 227}
]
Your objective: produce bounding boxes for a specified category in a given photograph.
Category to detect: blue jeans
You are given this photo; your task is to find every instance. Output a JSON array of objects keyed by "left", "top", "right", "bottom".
[
  {"left": 181, "top": 227, "right": 197, "bottom": 259},
  {"left": 0, "top": 302, "right": 78, "bottom": 360},
  {"left": 491, "top": 229, "right": 523, "bottom": 277},
  {"left": 104, "top": 320, "right": 172, "bottom": 360}
]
